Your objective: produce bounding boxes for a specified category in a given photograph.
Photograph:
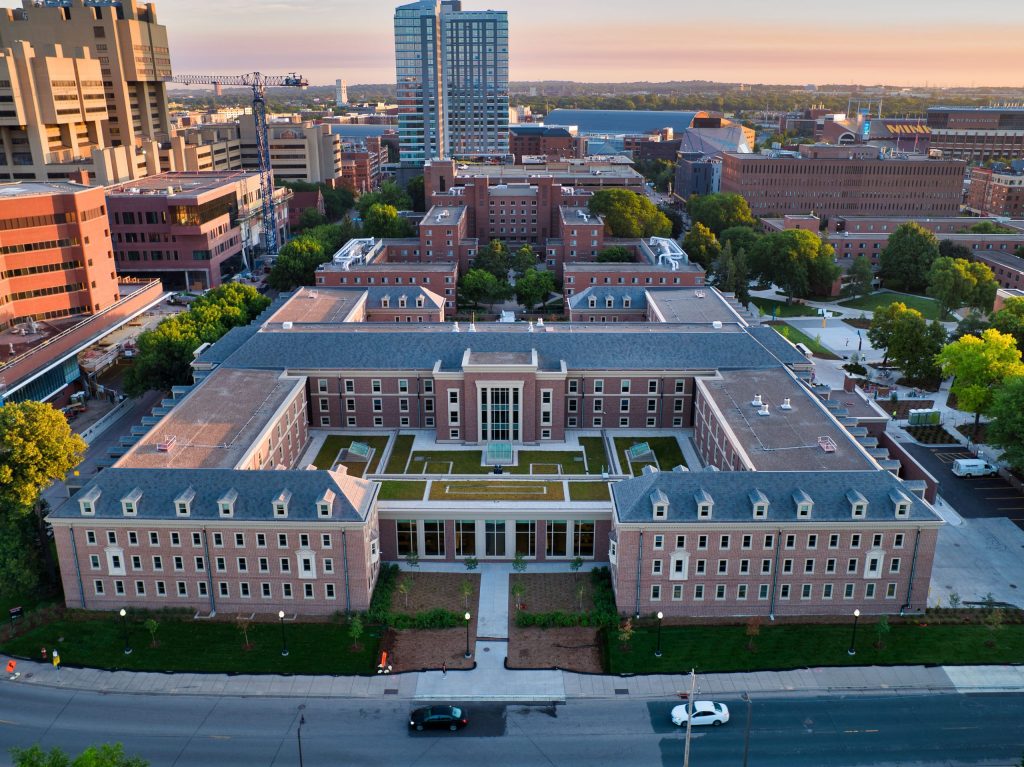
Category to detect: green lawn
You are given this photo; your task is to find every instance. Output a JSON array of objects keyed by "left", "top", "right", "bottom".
[
  {"left": 614, "top": 437, "right": 687, "bottom": 477},
  {"left": 510, "top": 451, "right": 586, "bottom": 475},
  {"left": 312, "top": 435, "right": 390, "bottom": 476},
  {"left": 1, "top": 615, "right": 382, "bottom": 675},
  {"left": 606, "top": 622, "right": 1024, "bottom": 674},
  {"left": 428, "top": 481, "right": 565, "bottom": 502},
  {"left": 769, "top": 322, "right": 840, "bottom": 361},
  {"left": 409, "top": 450, "right": 488, "bottom": 474},
  {"left": 579, "top": 436, "right": 611, "bottom": 475},
  {"left": 751, "top": 297, "right": 820, "bottom": 318},
  {"left": 839, "top": 291, "right": 948, "bottom": 321},
  {"left": 378, "top": 480, "right": 427, "bottom": 501},
  {"left": 568, "top": 481, "right": 612, "bottom": 501},
  {"left": 383, "top": 434, "right": 415, "bottom": 474}
]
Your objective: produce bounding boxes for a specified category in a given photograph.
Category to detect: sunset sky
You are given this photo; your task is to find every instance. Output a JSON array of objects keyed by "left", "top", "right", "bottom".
[{"left": 149, "top": 0, "right": 1024, "bottom": 88}]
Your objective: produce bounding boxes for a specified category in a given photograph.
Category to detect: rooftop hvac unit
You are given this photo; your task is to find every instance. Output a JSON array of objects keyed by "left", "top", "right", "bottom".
[
  {"left": 758, "top": 404, "right": 770, "bottom": 417},
  {"left": 780, "top": 398, "right": 792, "bottom": 410},
  {"left": 751, "top": 394, "right": 763, "bottom": 407}
]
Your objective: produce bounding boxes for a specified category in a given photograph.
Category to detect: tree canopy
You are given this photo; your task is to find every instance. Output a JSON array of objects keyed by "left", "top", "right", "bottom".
[
  {"left": 587, "top": 189, "right": 672, "bottom": 238},
  {"left": 266, "top": 236, "right": 326, "bottom": 291},
  {"left": 987, "top": 376, "right": 1024, "bottom": 471},
  {"left": 937, "top": 329, "right": 1024, "bottom": 435},
  {"left": 596, "top": 245, "right": 634, "bottom": 263},
  {"left": 10, "top": 743, "right": 148, "bottom": 767},
  {"left": 718, "top": 225, "right": 761, "bottom": 256},
  {"left": 844, "top": 255, "right": 874, "bottom": 299},
  {"left": 296, "top": 207, "right": 326, "bottom": 231},
  {"left": 926, "top": 257, "right": 997, "bottom": 317},
  {"left": 748, "top": 229, "right": 840, "bottom": 299},
  {"left": 361, "top": 203, "right": 413, "bottom": 238},
  {"left": 709, "top": 242, "right": 750, "bottom": 306},
  {"left": 406, "top": 175, "right": 426, "bottom": 212},
  {"left": 279, "top": 180, "right": 353, "bottom": 221},
  {"left": 472, "top": 240, "right": 512, "bottom": 281},
  {"left": 866, "top": 302, "right": 945, "bottom": 384},
  {"left": 681, "top": 222, "right": 721, "bottom": 269},
  {"left": 878, "top": 222, "right": 939, "bottom": 293},
  {"left": 356, "top": 181, "right": 412, "bottom": 218},
  {"left": 990, "top": 297, "right": 1024, "bottom": 350},
  {"left": 511, "top": 245, "right": 537, "bottom": 276},
  {"left": 0, "top": 401, "right": 86, "bottom": 511},
  {"left": 459, "top": 268, "right": 505, "bottom": 308},
  {"left": 685, "top": 193, "right": 755, "bottom": 235},
  {"left": 938, "top": 239, "right": 974, "bottom": 261},
  {"left": 635, "top": 159, "right": 674, "bottom": 192},
  {"left": 514, "top": 268, "right": 556, "bottom": 311}
]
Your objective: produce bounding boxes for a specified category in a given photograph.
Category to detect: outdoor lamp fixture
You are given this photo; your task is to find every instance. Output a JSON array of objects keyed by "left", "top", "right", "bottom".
[
  {"left": 847, "top": 609, "right": 861, "bottom": 656},
  {"left": 119, "top": 608, "right": 132, "bottom": 655},
  {"left": 464, "top": 611, "right": 472, "bottom": 658},
  {"left": 279, "top": 610, "right": 289, "bottom": 657},
  {"left": 655, "top": 611, "right": 664, "bottom": 658}
]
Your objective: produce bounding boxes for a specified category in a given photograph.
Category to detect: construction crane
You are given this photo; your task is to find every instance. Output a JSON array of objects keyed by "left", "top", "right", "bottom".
[
  {"left": 171, "top": 72, "right": 308, "bottom": 256},
  {"left": 33, "top": 1, "right": 123, "bottom": 6}
]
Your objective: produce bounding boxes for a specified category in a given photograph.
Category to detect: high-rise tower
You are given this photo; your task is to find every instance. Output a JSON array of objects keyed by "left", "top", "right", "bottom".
[{"left": 394, "top": 0, "right": 508, "bottom": 166}]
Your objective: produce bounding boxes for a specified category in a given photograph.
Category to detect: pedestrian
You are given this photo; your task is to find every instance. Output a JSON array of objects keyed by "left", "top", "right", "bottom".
[
  {"left": 845, "top": 337, "right": 849, "bottom": 348},
  {"left": 52, "top": 650, "right": 61, "bottom": 671},
  {"left": 40, "top": 647, "right": 48, "bottom": 662},
  {"left": 441, "top": 661, "right": 447, "bottom": 676}
]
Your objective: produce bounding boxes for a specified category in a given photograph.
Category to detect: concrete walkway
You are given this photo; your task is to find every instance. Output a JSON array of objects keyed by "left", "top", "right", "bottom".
[
  {"left": 477, "top": 565, "right": 511, "bottom": 639},
  {"left": 414, "top": 641, "right": 565, "bottom": 701}
]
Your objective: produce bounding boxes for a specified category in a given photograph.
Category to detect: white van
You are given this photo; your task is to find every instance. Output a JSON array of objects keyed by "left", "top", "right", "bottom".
[{"left": 951, "top": 458, "right": 998, "bottom": 478}]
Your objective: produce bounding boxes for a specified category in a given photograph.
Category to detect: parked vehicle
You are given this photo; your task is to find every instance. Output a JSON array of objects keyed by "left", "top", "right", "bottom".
[
  {"left": 951, "top": 458, "right": 998, "bottom": 478},
  {"left": 409, "top": 705, "right": 468, "bottom": 732},
  {"left": 670, "top": 701, "right": 730, "bottom": 727}
]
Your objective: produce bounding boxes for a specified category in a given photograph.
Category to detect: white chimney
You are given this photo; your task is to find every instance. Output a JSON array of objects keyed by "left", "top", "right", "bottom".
[
  {"left": 452, "top": 321, "right": 460, "bottom": 333},
  {"left": 751, "top": 394, "right": 763, "bottom": 408},
  {"left": 528, "top": 321, "right": 534, "bottom": 333}
]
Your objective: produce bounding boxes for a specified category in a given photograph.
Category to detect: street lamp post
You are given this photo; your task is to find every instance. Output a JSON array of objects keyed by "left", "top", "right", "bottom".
[
  {"left": 119, "top": 608, "right": 132, "bottom": 655},
  {"left": 847, "top": 609, "right": 861, "bottom": 656},
  {"left": 654, "top": 611, "right": 664, "bottom": 658},
  {"left": 297, "top": 714, "right": 305, "bottom": 767},
  {"left": 464, "top": 611, "right": 472, "bottom": 659},
  {"left": 279, "top": 610, "right": 289, "bottom": 657},
  {"left": 741, "top": 692, "right": 752, "bottom": 767}
]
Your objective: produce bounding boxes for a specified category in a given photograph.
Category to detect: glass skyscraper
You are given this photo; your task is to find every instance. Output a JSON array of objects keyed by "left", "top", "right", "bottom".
[{"left": 395, "top": 1, "right": 509, "bottom": 165}]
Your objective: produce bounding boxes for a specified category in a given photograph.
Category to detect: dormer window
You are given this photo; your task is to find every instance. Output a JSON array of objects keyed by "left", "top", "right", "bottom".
[
  {"left": 381, "top": 296, "right": 389, "bottom": 308},
  {"left": 623, "top": 298, "right": 631, "bottom": 309},
  {"left": 175, "top": 487, "right": 195, "bottom": 517},
  {"left": 316, "top": 488, "right": 335, "bottom": 519},
  {"left": 416, "top": 295, "right": 425, "bottom": 308},
  {"left": 398, "top": 295, "right": 407, "bottom": 308},
  {"left": 748, "top": 489, "right": 769, "bottom": 519},
  {"left": 273, "top": 489, "right": 292, "bottom": 518},
  {"left": 890, "top": 489, "right": 910, "bottom": 518},
  {"left": 79, "top": 486, "right": 100, "bottom": 516},
  {"left": 847, "top": 490, "right": 868, "bottom": 519},
  {"left": 588, "top": 296, "right": 596, "bottom": 308},
  {"left": 793, "top": 489, "right": 813, "bottom": 519},
  {"left": 694, "top": 489, "right": 713, "bottom": 519},
  {"left": 650, "top": 490, "right": 669, "bottom": 520},
  {"left": 121, "top": 487, "right": 142, "bottom": 517},
  {"left": 218, "top": 488, "right": 237, "bottom": 518},
  {"left": 606, "top": 297, "right": 614, "bottom": 308}
]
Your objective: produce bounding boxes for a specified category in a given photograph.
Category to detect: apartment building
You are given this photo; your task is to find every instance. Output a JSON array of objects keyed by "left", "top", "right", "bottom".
[
  {"left": 720, "top": 144, "right": 966, "bottom": 219},
  {"left": 927, "top": 106, "right": 1024, "bottom": 163},
  {"left": 509, "top": 125, "right": 578, "bottom": 163},
  {"left": 966, "top": 165, "right": 1024, "bottom": 218},
  {"left": 241, "top": 118, "right": 343, "bottom": 185}
]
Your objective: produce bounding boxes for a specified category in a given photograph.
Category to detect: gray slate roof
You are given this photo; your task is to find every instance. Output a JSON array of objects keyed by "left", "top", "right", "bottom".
[
  {"left": 568, "top": 287, "right": 649, "bottom": 311},
  {"left": 52, "top": 468, "right": 374, "bottom": 523},
  {"left": 612, "top": 470, "right": 940, "bottom": 525}
]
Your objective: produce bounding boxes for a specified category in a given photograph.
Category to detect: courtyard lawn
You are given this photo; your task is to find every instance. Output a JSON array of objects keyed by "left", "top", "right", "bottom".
[
  {"left": 509, "top": 450, "right": 586, "bottom": 475},
  {"left": 751, "top": 297, "right": 820, "bottom": 318},
  {"left": 769, "top": 322, "right": 840, "bottom": 361},
  {"left": 579, "top": 436, "right": 611, "bottom": 475},
  {"left": 312, "top": 435, "right": 390, "bottom": 476},
  {"left": 428, "top": 480, "right": 565, "bottom": 502},
  {"left": 606, "top": 622, "right": 1024, "bottom": 675},
  {"left": 409, "top": 450, "right": 489, "bottom": 474},
  {"left": 613, "top": 436, "right": 687, "bottom": 477},
  {"left": 568, "top": 481, "right": 612, "bottom": 502},
  {"left": 838, "top": 291, "right": 949, "bottom": 322},
  {"left": 378, "top": 480, "right": 427, "bottom": 501},
  {"left": 1, "top": 615, "right": 382, "bottom": 675},
  {"left": 383, "top": 434, "right": 415, "bottom": 474}
]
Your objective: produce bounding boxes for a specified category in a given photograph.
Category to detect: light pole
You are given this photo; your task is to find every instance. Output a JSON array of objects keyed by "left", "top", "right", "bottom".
[
  {"left": 683, "top": 668, "right": 697, "bottom": 767},
  {"left": 119, "top": 608, "right": 132, "bottom": 655},
  {"left": 297, "top": 713, "right": 305, "bottom": 767},
  {"left": 464, "top": 611, "right": 472, "bottom": 658},
  {"left": 847, "top": 608, "right": 861, "bottom": 656},
  {"left": 654, "top": 611, "right": 664, "bottom": 658},
  {"left": 741, "top": 692, "right": 752, "bottom": 767},
  {"left": 279, "top": 610, "right": 289, "bottom": 657}
]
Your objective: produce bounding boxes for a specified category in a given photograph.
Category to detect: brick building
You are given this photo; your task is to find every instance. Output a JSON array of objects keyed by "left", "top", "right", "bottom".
[
  {"left": 508, "top": 125, "right": 578, "bottom": 163},
  {"left": 927, "top": 106, "right": 1024, "bottom": 163},
  {"left": 720, "top": 144, "right": 966, "bottom": 219},
  {"left": 966, "top": 165, "right": 1024, "bottom": 218}
]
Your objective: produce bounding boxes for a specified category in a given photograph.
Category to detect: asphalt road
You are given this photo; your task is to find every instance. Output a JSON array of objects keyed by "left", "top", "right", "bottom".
[
  {"left": 1, "top": 685, "right": 1022, "bottom": 766},
  {"left": 901, "top": 443, "right": 1024, "bottom": 529}
]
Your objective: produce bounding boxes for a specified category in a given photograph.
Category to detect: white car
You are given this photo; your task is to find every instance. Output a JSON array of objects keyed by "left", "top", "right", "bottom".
[{"left": 671, "top": 701, "right": 730, "bottom": 727}]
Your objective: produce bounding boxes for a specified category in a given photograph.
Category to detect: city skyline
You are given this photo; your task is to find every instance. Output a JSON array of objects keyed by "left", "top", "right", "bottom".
[{"left": 136, "top": 0, "right": 1024, "bottom": 88}]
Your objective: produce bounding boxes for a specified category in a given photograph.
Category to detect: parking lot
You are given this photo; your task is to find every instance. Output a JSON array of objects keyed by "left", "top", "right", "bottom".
[{"left": 902, "top": 444, "right": 1024, "bottom": 528}]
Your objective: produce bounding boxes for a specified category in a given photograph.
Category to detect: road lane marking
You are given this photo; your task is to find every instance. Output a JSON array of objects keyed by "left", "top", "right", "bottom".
[
  {"left": 207, "top": 735, "right": 232, "bottom": 741},
  {"left": 0, "top": 719, "right": 18, "bottom": 726}
]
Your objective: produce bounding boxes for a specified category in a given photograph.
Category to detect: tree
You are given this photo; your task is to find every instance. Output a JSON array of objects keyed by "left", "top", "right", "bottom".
[
  {"left": 991, "top": 298, "right": 1024, "bottom": 350},
  {"left": 927, "top": 257, "right": 997, "bottom": 317},
  {"left": 397, "top": 579, "right": 410, "bottom": 608},
  {"left": 511, "top": 581, "right": 525, "bottom": 611},
  {"left": 11, "top": 743, "right": 148, "bottom": 767},
  {"left": 361, "top": 203, "right": 412, "bottom": 238},
  {"left": 874, "top": 615, "right": 891, "bottom": 650},
  {"left": 969, "top": 221, "right": 1015, "bottom": 234},
  {"left": 348, "top": 614, "right": 364, "bottom": 651},
  {"left": 596, "top": 246, "right": 634, "bottom": 263},
  {"left": 297, "top": 207, "right": 326, "bottom": 231},
  {"left": 878, "top": 222, "right": 940, "bottom": 292},
  {"left": 511, "top": 245, "right": 537, "bottom": 276},
  {"left": 472, "top": 239, "right": 511, "bottom": 281},
  {"left": 235, "top": 615, "right": 252, "bottom": 650},
  {"left": 659, "top": 205, "right": 684, "bottom": 238},
  {"left": 514, "top": 268, "right": 555, "bottom": 311},
  {"left": 304, "top": 220, "right": 360, "bottom": 256},
  {"left": 938, "top": 239, "right": 974, "bottom": 261},
  {"left": 0, "top": 514, "right": 40, "bottom": 600},
  {"left": 844, "top": 255, "right": 875, "bottom": 299},
  {"left": 749, "top": 229, "right": 839, "bottom": 300},
  {"left": 937, "top": 329, "right": 1024, "bottom": 438},
  {"left": 617, "top": 617, "right": 634, "bottom": 651},
  {"left": 745, "top": 616, "right": 762, "bottom": 652},
  {"left": 681, "top": 222, "right": 721, "bottom": 269},
  {"left": 266, "top": 236, "right": 326, "bottom": 291},
  {"left": 986, "top": 377, "right": 1024, "bottom": 471},
  {"left": 459, "top": 269, "right": 502, "bottom": 308},
  {"left": 588, "top": 189, "right": 672, "bottom": 238},
  {"left": 867, "top": 302, "right": 944, "bottom": 383},
  {"left": 356, "top": 181, "right": 412, "bottom": 218},
  {"left": 512, "top": 550, "right": 527, "bottom": 573},
  {"left": 405, "top": 175, "right": 426, "bottom": 212},
  {"left": 635, "top": 159, "right": 674, "bottom": 192},
  {"left": 460, "top": 579, "right": 475, "bottom": 609},
  {"left": 279, "top": 180, "right": 352, "bottom": 222},
  {"left": 710, "top": 243, "right": 751, "bottom": 307},
  {"left": 868, "top": 301, "right": 919, "bottom": 367},
  {"left": 144, "top": 618, "right": 159, "bottom": 648},
  {"left": 0, "top": 401, "right": 86, "bottom": 511},
  {"left": 718, "top": 225, "right": 761, "bottom": 256},
  {"left": 569, "top": 556, "right": 584, "bottom": 582},
  {"left": 685, "top": 192, "right": 755, "bottom": 235}
]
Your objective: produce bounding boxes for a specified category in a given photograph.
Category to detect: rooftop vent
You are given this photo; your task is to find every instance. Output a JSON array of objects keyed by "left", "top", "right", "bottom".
[
  {"left": 781, "top": 398, "right": 792, "bottom": 410},
  {"left": 452, "top": 321, "right": 461, "bottom": 333},
  {"left": 282, "top": 321, "right": 293, "bottom": 330},
  {"left": 156, "top": 435, "right": 177, "bottom": 453},
  {"left": 712, "top": 320, "right": 723, "bottom": 329},
  {"left": 758, "top": 404, "right": 770, "bottom": 417},
  {"left": 751, "top": 394, "right": 763, "bottom": 408}
]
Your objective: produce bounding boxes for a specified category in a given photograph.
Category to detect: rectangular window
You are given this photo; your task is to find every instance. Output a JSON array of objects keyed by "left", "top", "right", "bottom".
[
  {"left": 829, "top": 534, "right": 839, "bottom": 549},
  {"left": 865, "top": 583, "right": 876, "bottom": 599},
  {"left": 823, "top": 584, "right": 834, "bottom": 599},
  {"left": 886, "top": 583, "right": 898, "bottom": 599},
  {"left": 780, "top": 584, "right": 791, "bottom": 600},
  {"left": 720, "top": 535, "right": 730, "bottom": 550},
  {"left": 283, "top": 584, "right": 293, "bottom": 599},
  {"left": 672, "top": 584, "right": 683, "bottom": 600},
  {"left": 737, "top": 584, "right": 748, "bottom": 600},
  {"left": 652, "top": 559, "right": 663, "bottom": 575},
  {"left": 764, "top": 534, "right": 774, "bottom": 549},
  {"left": 651, "top": 584, "right": 661, "bottom": 601},
  {"left": 516, "top": 521, "right": 536, "bottom": 558},
  {"left": 715, "top": 584, "right": 726, "bottom": 600},
  {"left": 848, "top": 558, "right": 858, "bottom": 574},
  {"left": 696, "top": 559, "right": 707, "bottom": 575},
  {"left": 694, "top": 585, "right": 704, "bottom": 600},
  {"left": 574, "top": 521, "right": 595, "bottom": 558},
  {"left": 783, "top": 559, "right": 793, "bottom": 574},
  {"left": 546, "top": 521, "right": 568, "bottom": 557},
  {"left": 804, "top": 559, "right": 815, "bottom": 574},
  {"left": 717, "top": 560, "right": 728, "bottom": 575},
  {"left": 844, "top": 583, "right": 855, "bottom": 599},
  {"left": 759, "top": 584, "right": 770, "bottom": 600},
  {"left": 148, "top": 531, "right": 158, "bottom": 546},
  {"left": 890, "top": 558, "right": 901, "bottom": 573},
  {"left": 423, "top": 521, "right": 445, "bottom": 557},
  {"left": 807, "top": 534, "right": 818, "bottom": 550},
  {"left": 802, "top": 584, "right": 812, "bottom": 600},
  {"left": 397, "top": 520, "right": 417, "bottom": 555},
  {"left": 741, "top": 535, "right": 752, "bottom": 550},
  {"left": 698, "top": 535, "right": 708, "bottom": 550},
  {"left": 653, "top": 535, "right": 664, "bottom": 550},
  {"left": 675, "top": 535, "right": 686, "bottom": 549}
]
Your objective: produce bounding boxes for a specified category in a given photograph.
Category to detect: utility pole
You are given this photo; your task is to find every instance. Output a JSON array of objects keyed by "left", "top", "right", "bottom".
[{"left": 683, "top": 668, "right": 697, "bottom": 767}]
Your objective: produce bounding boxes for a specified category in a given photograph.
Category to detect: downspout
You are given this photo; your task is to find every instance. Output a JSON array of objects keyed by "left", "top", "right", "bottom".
[
  {"left": 202, "top": 528, "right": 216, "bottom": 615},
  {"left": 69, "top": 527, "right": 86, "bottom": 609},
  {"left": 768, "top": 529, "right": 782, "bottom": 621},
  {"left": 342, "top": 529, "right": 351, "bottom": 612},
  {"left": 634, "top": 530, "right": 644, "bottom": 619},
  {"left": 900, "top": 528, "right": 922, "bottom": 616}
]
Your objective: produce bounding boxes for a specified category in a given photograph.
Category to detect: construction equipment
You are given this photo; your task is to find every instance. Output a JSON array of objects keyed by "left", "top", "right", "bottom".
[
  {"left": 171, "top": 72, "right": 308, "bottom": 255},
  {"left": 34, "top": 1, "right": 123, "bottom": 6}
]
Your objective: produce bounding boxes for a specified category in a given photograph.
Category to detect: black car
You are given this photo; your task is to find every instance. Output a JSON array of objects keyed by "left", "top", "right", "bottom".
[{"left": 409, "top": 705, "right": 468, "bottom": 732}]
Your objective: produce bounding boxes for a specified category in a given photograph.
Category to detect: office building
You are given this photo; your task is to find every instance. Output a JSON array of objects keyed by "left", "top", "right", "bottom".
[{"left": 394, "top": 1, "right": 509, "bottom": 165}]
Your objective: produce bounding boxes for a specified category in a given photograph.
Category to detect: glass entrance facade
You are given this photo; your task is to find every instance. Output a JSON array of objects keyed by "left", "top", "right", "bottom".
[{"left": 479, "top": 386, "right": 521, "bottom": 442}]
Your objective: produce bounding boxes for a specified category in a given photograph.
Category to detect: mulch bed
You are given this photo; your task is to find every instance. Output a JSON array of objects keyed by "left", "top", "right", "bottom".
[
  {"left": 906, "top": 425, "right": 961, "bottom": 444},
  {"left": 509, "top": 572, "right": 595, "bottom": 613},
  {"left": 506, "top": 626, "right": 603, "bottom": 672},
  {"left": 390, "top": 571, "right": 479, "bottom": 614},
  {"left": 956, "top": 422, "right": 990, "bottom": 443}
]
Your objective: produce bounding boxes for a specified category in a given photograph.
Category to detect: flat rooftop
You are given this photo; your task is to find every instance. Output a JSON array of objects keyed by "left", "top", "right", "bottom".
[
  {"left": 335, "top": 261, "right": 458, "bottom": 272},
  {"left": 699, "top": 368, "right": 874, "bottom": 472},
  {"left": 646, "top": 289, "right": 749, "bottom": 327},
  {"left": 268, "top": 287, "right": 364, "bottom": 325},
  {"left": 0, "top": 181, "right": 92, "bottom": 198},
  {"left": 566, "top": 261, "right": 705, "bottom": 273},
  {"left": 117, "top": 368, "right": 304, "bottom": 470},
  {"left": 560, "top": 206, "right": 601, "bottom": 225},
  {"left": 107, "top": 171, "right": 257, "bottom": 198},
  {"left": 455, "top": 163, "right": 642, "bottom": 181},
  {"left": 422, "top": 205, "right": 467, "bottom": 225}
]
